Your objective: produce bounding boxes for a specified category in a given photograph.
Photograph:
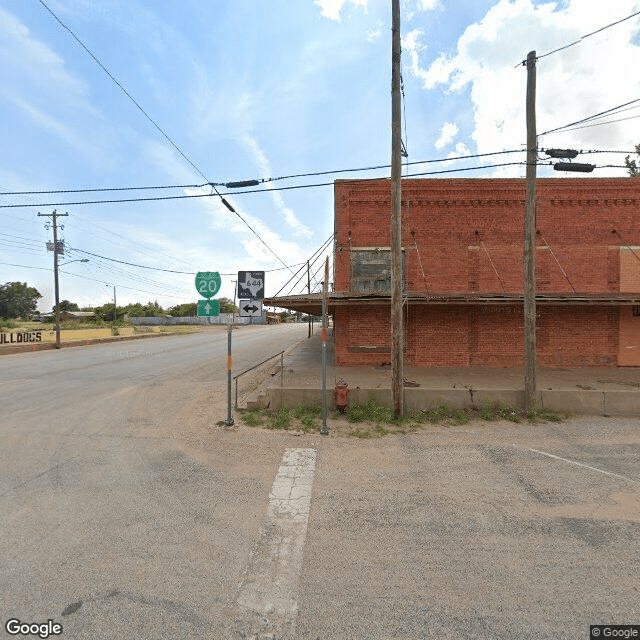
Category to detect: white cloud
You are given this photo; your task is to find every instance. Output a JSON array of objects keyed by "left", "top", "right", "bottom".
[
  {"left": 407, "top": 0, "right": 640, "bottom": 176},
  {"left": 448, "top": 142, "right": 471, "bottom": 158},
  {"left": 403, "top": 29, "right": 454, "bottom": 88},
  {"left": 435, "top": 122, "right": 459, "bottom": 149},
  {"left": 367, "top": 21, "right": 383, "bottom": 42},
  {"left": 314, "top": 0, "right": 367, "bottom": 21},
  {"left": 243, "top": 136, "right": 313, "bottom": 239},
  {"left": 416, "top": 0, "right": 439, "bottom": 10}
]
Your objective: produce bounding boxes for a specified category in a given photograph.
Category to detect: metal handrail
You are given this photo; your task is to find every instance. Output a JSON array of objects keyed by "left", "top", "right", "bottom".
[{"left": 233, "top": 350, "right": 284, "bottom": 409}]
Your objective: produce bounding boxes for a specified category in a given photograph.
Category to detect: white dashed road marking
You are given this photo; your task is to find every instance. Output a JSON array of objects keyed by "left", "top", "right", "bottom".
[{"left": 235, "top": 448, "right": 317, "bottom": 635}]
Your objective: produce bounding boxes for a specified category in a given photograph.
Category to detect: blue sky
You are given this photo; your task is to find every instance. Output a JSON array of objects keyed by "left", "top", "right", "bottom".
[{"left": 1, "top": 0, "right": 639, "bottom": 312}]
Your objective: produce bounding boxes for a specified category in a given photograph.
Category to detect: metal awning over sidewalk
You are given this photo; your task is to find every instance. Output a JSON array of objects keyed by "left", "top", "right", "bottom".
[{"left": 263, "top": 292, "right": 640, "bottom": 316}]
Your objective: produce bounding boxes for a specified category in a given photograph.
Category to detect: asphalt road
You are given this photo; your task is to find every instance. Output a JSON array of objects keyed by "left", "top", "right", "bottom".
[{"left": 1, "top": 326, "right": 639, "bottom": 639}]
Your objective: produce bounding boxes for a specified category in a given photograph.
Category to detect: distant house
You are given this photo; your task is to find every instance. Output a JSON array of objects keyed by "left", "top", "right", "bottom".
[{"left": 39, "top": 311, "right": 96, "bottom": 321}]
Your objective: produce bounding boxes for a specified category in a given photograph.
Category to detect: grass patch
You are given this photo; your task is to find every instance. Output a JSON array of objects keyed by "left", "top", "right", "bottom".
[
  {"left": 237, "top": 397, "right": 564, "bottom": 438},
  {"left": 267, "top": 407, "right": 292, "bottom": 431},
  {"left": 345, "top": 397, "right": 394, "bottom": 424}
]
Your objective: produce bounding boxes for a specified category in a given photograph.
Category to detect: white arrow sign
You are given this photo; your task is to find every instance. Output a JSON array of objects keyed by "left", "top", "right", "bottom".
[{"left": 239, "top": 299, "right": 263, "bottom": 317}]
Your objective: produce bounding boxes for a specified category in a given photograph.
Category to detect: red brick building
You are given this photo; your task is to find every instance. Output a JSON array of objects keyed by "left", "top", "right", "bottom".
[{"left": 267, "top": 177, "right": 640, "bottom": 368}]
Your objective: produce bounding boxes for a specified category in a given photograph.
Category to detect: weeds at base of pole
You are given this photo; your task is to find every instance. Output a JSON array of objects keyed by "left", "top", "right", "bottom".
[{"left": 237, "top": 398, "right": 564, "bottom": 438}]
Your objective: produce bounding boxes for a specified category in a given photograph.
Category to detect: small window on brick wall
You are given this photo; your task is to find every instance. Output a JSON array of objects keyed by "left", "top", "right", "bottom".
[
  {"left": 632, "top": 306, "right": 640, "bottom": 317},
  {"left": 350, "top": 248, "right": 404, "bottom": 293}
]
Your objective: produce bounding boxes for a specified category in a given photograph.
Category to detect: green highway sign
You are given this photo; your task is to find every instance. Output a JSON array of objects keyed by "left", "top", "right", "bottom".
[
  {"left": 195, "top": 271, "right": 221, "bottom": 298},
  {"left": 197, "top": 299, "right": 220, "bottom": 317}
]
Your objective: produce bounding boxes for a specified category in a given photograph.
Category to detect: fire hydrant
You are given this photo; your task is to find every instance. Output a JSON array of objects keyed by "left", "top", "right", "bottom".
[{"left": 335, "top": 379, "right": 349, "bottom": 413}]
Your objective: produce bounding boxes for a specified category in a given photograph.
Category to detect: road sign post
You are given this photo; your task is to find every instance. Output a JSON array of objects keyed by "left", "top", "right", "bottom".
[
  {"left": 227, "top": 323, "right": 233, "bottom": 427},
  {"left": 194, "top": 270, "right": 232, "bottom": 425}
]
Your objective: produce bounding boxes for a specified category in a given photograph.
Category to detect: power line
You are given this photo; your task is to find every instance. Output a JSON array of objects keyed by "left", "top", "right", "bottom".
[
  {"left": 543, "top": 114, "right": 640, "bottom": 135},
  {"left": 0, "top": 160, "right": 528, "bottom": 209},
  {"left": 57, "top": 269, "right": 195, "bottom": 300},
  {"left": 37, "top": 0, "right": 293, "bottom": 274},
  {"left": 540, "top": 98, "right": 640, "bottom": 136},
  {"left": 66, "top": 245, "right": 195, "bottom": 274},
  {"left": 1, "top": 183, "right": 207, "bottom": 196},
  {"left": 523, "top": 10, "right": 640, "bottom": 62},
  {"left": 0, "top": 262, "right": 52, "bottom": 271},
  {"left": 64, "top": 245, "right": 307, "bottom": 276},
  {"left": 37, "top": 0, "right": 210, "bottom": 186},
  {"left": 0, "top": 149, "right": 527, "bottom": 197},
  {"left": 2, "top": 154, "right": 632, "bottom": 212}
]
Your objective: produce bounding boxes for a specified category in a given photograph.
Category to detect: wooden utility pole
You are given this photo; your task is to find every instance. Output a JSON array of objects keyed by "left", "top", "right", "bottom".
[
  {"left": 391, "top": 0, "right": 404, "bottom": 418},
  {"left": 38, "top": 209, "right": 68, "bottom": 349},
  {"left": 524, "top": 50, "right": 538, "bottom": 410},
  {"left": 307, "top": 260, "right": 311, "bottom": 338},
  {"left": 321, "top": 257, "right": 329, "bottom": 435}
]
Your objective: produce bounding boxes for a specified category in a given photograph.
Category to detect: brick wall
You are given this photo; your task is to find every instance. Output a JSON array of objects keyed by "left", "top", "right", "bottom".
[
  {"left": 333, "top": 178, "right": 640, "bottom": 367},
  {"left": 335, "top": 304, "right": 620, "bottom": 367},
  {"left": 334, "top": 178, "right": 640, "bottom": 295}
]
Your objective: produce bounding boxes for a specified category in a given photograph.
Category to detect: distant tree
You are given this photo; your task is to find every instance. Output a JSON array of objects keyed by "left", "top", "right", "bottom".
[
  {"left": 142, "top": 301, "right": 165, "bottom": 317},
  {"left": 167, "top": 302, "right": 197, "bottom": 316},
  {"left": 122, "top": 301, "right": 165, "bottom": 317},
  {"left": 625, "top": 143, "right": 640, "bottom": 177},
  {"left": 0, "top": 282, "right": 42, "bottom": 319},
  {"left": 54, "top": 300, "right": 80, "bottom": 313},
  {"left": 279, "top": 311, "right": 294, "bottom": 323},
  {"left": 92, "top": 303, "right": 122, "bottom": 322},
  {"left": 219, "top": 297, "right": 238, "bottom": 314}
]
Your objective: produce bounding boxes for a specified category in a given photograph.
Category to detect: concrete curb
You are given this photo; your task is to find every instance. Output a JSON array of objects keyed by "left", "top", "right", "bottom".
[
  {"left": 0, "top": 331, "right": 175, "bottom": 356},
  {"left": 264, "top": 386, "right": 640, "bottom": 416}
]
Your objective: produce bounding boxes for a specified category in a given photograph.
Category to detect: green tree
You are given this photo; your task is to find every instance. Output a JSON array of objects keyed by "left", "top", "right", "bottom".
[
  {"left": 54, "top": 300, "right": 80, "bottom": 313},
  {"left": 0, "top": 282, "right": 42, "bottom": 319},
  {"left": 122, "top": 301, "right": 165, "bottom": 317},
  {"left": 167, "top": 302, "right": 197, "bottom": 316},
  {"left": 219, "top": 297, "right": 238, "bottom": 314},
  {"left": 625, "top": 143, "right": 640, "bottom": 177},
  {"left": 92, "top": 303, "right": 122, "bottom": 322}
]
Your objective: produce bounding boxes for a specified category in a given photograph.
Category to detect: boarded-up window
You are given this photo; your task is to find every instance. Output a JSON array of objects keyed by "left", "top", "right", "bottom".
[
  {"left": 620, "top": 247, "right": 640, "bottom": 293},
  {"left": 350, "top": 248, "right": 404, "bottom": 292}
]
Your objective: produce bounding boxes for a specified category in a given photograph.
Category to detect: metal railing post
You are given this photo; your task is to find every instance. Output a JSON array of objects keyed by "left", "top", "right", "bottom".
[{"left": 233, "top": 350, "right": 286, "bottom": 410}]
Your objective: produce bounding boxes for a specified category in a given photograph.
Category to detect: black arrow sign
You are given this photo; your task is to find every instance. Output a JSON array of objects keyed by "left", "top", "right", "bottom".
[{"left": 243, "top": 304, "right": 259, "bottom": 313}]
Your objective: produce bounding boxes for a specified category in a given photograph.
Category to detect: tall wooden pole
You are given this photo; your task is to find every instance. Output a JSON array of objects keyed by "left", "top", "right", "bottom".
[
  {"left": 321, "top": 257, "right": 329, "bottom": 435},
  {"left": 391, "top": 0, "right": 404, "bottom": 418},
  {"left": 307, "top": 260, "right": 311, "bottom": 338},
  {"left": 38, "top": 209, "right": 68, "bottom": 349},
  {"left": 524, "top": 50, "right": 538, "bottom": 410}
]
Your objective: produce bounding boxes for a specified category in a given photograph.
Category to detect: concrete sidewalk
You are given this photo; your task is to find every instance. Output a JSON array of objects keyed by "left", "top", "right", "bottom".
[{"left": 257, "top": 328, "right": 640, "bottom": 417}]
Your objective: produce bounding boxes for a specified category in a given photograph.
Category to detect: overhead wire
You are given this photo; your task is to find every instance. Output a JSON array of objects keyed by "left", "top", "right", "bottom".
[
  {"left": 0, "top": 148, "right": 528, "bottom": 197},
  {"left": 273, "top": 234, "right": 334, "bottom": 297},
  {"left": 283, "top": 240, "right": 333, "bottom": 296},
  {"left": 0, "top": 160, "right": 537, "bottom": 209},
  {"left": 36, "top": 0, "right": 294, "bottom": 274},
  {"left": 543, "top": 114, "right": 640, "bottom": 135},
  {"left": 69, "top": 212, "right": 195, "bottom": 268},
  {"left": 540, "top": 98, "right": 640, "bottom": 136},
  {"left": 521, "top": 9, "right": 640, "bottom": 63}
]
